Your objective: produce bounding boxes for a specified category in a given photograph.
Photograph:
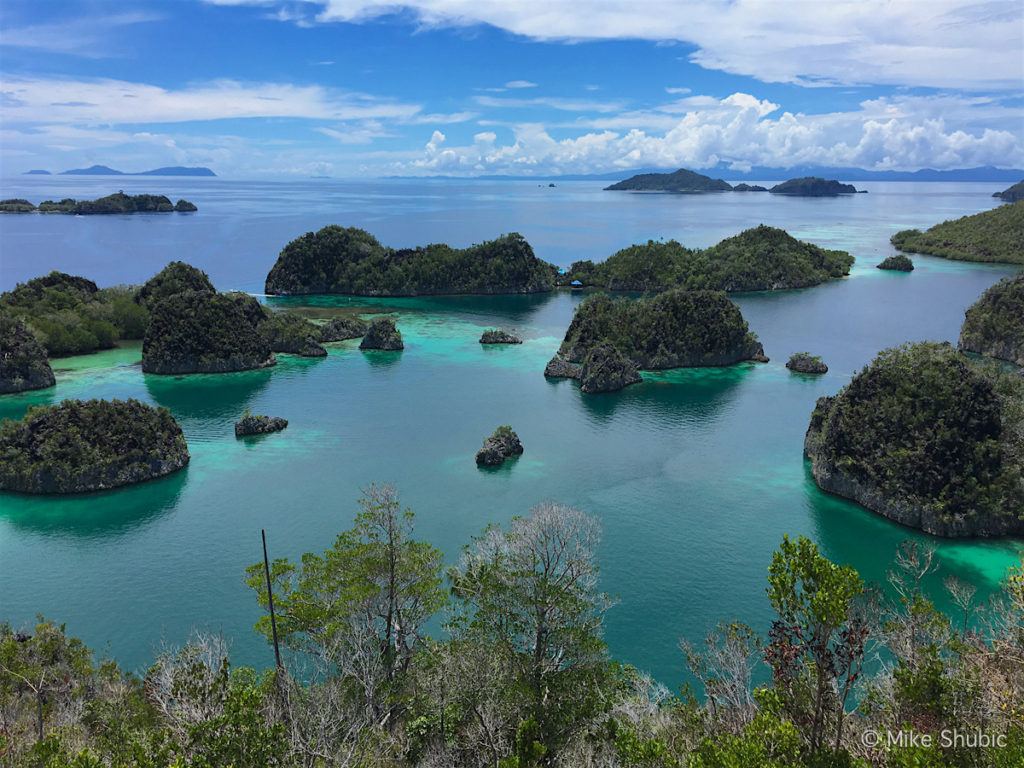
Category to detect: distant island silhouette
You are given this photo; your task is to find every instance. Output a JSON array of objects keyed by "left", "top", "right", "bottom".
[{"left": 23, "top": 165, "right": 217, "bottom": 177}]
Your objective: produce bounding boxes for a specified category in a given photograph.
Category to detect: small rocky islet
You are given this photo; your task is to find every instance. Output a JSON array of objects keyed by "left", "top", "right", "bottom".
[
  {"left": 475, "top": 425, "right": 524, "bottom": 467},
  {"left": 804, "top": 342, "right": 1024, "bottom": 537},
  {"left": 0, "top": 399, "right": 189, "bottom": 494},
  {"left": 0, "top": 192, "right": 197, "bottom": 214},
  {"left": 480, "top": 329, "right": 522, "bottom": 344},
  {"left": 877, "top": 254, "right": 915, "bottom": 271},
  {"left": 546, "top": 289, "right": 766, "bottom": 393},
  {"left": 958, "top": 273, "right": 1024, "bottom": 367},
  {"left": 235, "top": 413, "right": 288, "bottom": 438},
  {"left": 0, "top": 313, "right": 56, "bottom": 394},
  {"left": 359, "top": 317, "right": 404, "bottom": 350},
  {"left": 786, "top": 353, "right": 828, "bottom": 374}
]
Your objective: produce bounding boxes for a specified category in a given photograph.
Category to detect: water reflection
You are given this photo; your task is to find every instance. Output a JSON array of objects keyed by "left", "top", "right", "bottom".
[{"left": 144, "top": 368, "right": 273, "bottom": 423}]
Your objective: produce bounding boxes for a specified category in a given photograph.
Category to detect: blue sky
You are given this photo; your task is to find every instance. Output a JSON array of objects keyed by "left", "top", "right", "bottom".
[{"left": 1, "top": 0, "right": 1022, "bottom": 177}]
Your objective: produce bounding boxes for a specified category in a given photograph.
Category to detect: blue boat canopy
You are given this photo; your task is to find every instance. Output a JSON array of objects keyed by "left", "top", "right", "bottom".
[{"left": 570, "top": 279, "right": 583, "bottom": 286}]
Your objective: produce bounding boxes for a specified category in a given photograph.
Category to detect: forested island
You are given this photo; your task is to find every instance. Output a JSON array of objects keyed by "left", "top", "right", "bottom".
[
  {"left": 993, "top": 180, "right": 1024, "bottom": 202},
  {"left": 877, "top": 254, "right": 914, "bottom": 271},
  {"left": 959, "top": 274, "right": 1024, "bottom": 366},
  {"left": 561, "top": 225, "right": 853, "bottom": 292},
  {"left": 891, "top": 201, "right": 1024, "bottom": 263},
  {"left": 604, "top": 167, "right": 732, "bottom": 192},
  {"left": 769, "top": 177, "right": 861, "bottom": 196},
  {"left": 0, "top": 313, "right": 55, "bottom": 393},
  {"left": 265, "top": 227, "right": 556, "bottom": 296},
  {"left": 4, "top": 485, "right": 1022, "bottom": 767},
  {"left": 805, "top": 342, "right": 1024, "bottom": 537},
  {"left": 546, "top": 290, "right": 765, "bottom": 391},
  {"left": 0, "top": 192, "right": 198, "bottom": 214},
  {"left": 0, "top": 399, "right": 189, "bottom": 493}
]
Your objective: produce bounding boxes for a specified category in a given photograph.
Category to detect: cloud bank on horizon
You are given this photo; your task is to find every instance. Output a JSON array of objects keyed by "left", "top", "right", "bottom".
[{"left": 1, "top": 0, "right": 1021, "bottom": 177}]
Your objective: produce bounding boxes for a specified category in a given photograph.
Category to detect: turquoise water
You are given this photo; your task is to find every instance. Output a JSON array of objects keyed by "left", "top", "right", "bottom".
[{"left": 0, "top": 177, "right": 1021, "bottom": 687}]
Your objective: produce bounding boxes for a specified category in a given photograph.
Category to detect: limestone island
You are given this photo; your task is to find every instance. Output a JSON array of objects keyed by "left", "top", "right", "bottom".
[
  {"left": 577, "top": 344, "right": 642, "bottom": 393},
  {"left": 0, "top": 199, "right": 36, "bottom": 213},
  {"left": 265, "top": 226, "right": 555, "bottom": 296},
  {"left": 804, "top": 342, "right": 1024, "bottom": 537},
  {"left": 480, "top": 329, "right": 522, "bottom": 344},
  {"left": 877, "top": 254, "right": 914, "bottom": 271},
  {"left": 604, "top": 168, "right": 732, "bottom": 193},
  {"left": 769, "top": 177, "right": 861, "bottom": 196},
  {"left": 260, "top": 312, "right": 327, "bottom": 357},
  {"left": 359, "top": 317, "right": 404, "bottom": 350},
  {"left": 732, "top": 183, "right": 768, "bottom": 192},
  {"left": 0, "top": 271, "right": 148, "bottom": 357},
  {"left": 0, "top": 314, "right": 55, "bottom": 394},
  {"left": 561, "top": 225, "right": 853, "bottom": 292},
  {"left": 475, "top": 425, "right": 524, "bottom": 467},
  {"left": 891, "top": 202, "right": 1023, "bottom": 264},
  {"left": 0, "top": 399, "right": 190, "bottom": 494},
  {"left": 545, "top": 289, "right": 766, "bottom": 392},
  {"left": 318, "top": 316, "right": 368, "bottom": 341},
  {"left": 958, "top": 273, "right": 1024, "bottom": 367},
  {"left": 786, "top": 352, "right": 828, "bottom": 374},
  {"left": 993, "top": 181, "right": 1024, "bottom": 203},
  {"left": 235, "top": 413, "right": 288, "bottom": 438},
  {"left": 137, "top": 261, "right": 216, "bottom": 309},
  {"left": 143, "top": 291, "right": 276, "bottom": 374},
  {"left": 20, "top": 192, "right": 198, "bottom": 214}
]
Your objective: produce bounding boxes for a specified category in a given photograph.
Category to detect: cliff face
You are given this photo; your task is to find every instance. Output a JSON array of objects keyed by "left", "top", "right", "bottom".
[
  {"left": 265, "top": 226, "right": 556, "bottom": 296},
  {"left": 958, "top": 273, "right": 1024, "bottom": 366},
  {"left": 142, "top": 291, "right": 276, "bottom": 374},
  {"left": 0, "top": 399, "right": 189, "bottom": 494},
  {"left": 803, "top": 342, "right": 1024, "bottom": 537},
  {"left": 0, "top": 314, "right": 55, "bottom": 394}
]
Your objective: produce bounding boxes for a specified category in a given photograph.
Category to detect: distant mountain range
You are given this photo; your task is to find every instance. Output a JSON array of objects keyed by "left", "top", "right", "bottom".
[
  {"left": 23, "top": 165, "right": 217, "bottom": 177},
  {"left": 391, "top": 165, "right": 1023, "bottom": 183}
]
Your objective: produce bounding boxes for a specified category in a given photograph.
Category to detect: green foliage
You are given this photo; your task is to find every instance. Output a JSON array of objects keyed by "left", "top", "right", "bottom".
[
  {"left": 259, "top": 311, "right": 327, "bottom": 356},
  {"left": 877, "top": 255, "right": 915, "bottom": 271},
  {"left": 805, "top": 342, "right": 1024, "bottom": 531},
  {"left": 604, "top": 168, "right": 733, "bottom": 192},
  {"left": 136, "top": 262, "right": 215, "bottom": 310},
  {"left": 958, "top": 273, "right": 1024, "bottom": 365},
  {"left": 891, "top": 201, "right": 1024, "bottom": 264},
  {"left": 564, "top": 226, "right": 853, "bottom": 292},
  {"left": 689, "top": 689, "right": 807, "bottom": 768},
  {"left": 0, "top": 198, "right": 36, "bottom": 212},
  {"left": 768, "top": 177, "right": 859, "bottom": 196},
  {"left": 142, "top": 290, "right": 274, "bottom": 374},
  {"left": 0, "top": 398, "right": 189, "bottom": 494},
  {"left": 0, "top": 272, "right": 148, "bottom": 356},
  {"left": 265, "top": 226, "right": 556, "bottom": 296},
  {"left": 557, "top": 289, "right": 762, "bottom": 369},
  {"left": 0, "top": 311, "right": 55, "bottom": 393},
  {"left": 35, "top": 192, "right": 190, "bottom": 215}
]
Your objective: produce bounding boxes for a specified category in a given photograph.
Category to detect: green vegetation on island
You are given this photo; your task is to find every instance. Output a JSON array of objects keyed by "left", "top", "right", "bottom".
[
  {"left": 142, "top": 291, "right": 276, "bottom": 374},
  {"left": 786, "top": 352, "right": 828, "bottom": 374},
  {"left": 959, "top": 273, "right": 1024, "bottom": 366},
  {"left": 27, "top": 191, "right": 199, "bottom": 214},
  {"left": 994, "top": 180, "right": 1024, "bottom": 203},
  {"left": 0, "top": 313, "right": 55, "bottom": 394},
  {"left": 563, "top": 225, "right": 853, "bottom": 292},
  {"left": 604, "top": 167, "right": 733, "bottom": 192},
  {"left": 265, "top": 226, "right": 555, "bottom": 296},
  {"left": 318, "top": 315, "right": 369, "bottom": 341},
  {"left": 769, "top": 177, "right": 861, "bottom": 196},
  {"left": 260, "top": 311, "right": 327, "bottom": 357},
  {"left": 480, "top": 328, "right": 522, "bottom": 344},
  {"left": 475, "top": 424, "right": 524, "bottom": 466},
  {"left": 136, "top": 261, "right": 215, "bottom": 310},
  {"left": 0, "top": 198, "right": 36, "bottom": 213},
  {"left": 4, "top": 485, "right": 1023, "bottom": 767},
  {"left": 891, "top": 201, "right": 1024, "bottom": 264},
  {"left": 0, "top": 271, "right": 148, "bottom": 356},
  {"left": 732, "top": 182, "right": 768, "bottom": 191},
  {"left": 805, "top": 342, "right": 1024, "bottom": 537},
  {"left": 547, "top": 289, "right": 765, "bottom": 391},
  {"left": 235, "top": 412, "right": 288, "bottom": 437},
  {"left": 877, "top": 254, "right": 914, "bottom": 271},
  {"left": 0, "top": 398, "right": 189, "bottom": 493}
]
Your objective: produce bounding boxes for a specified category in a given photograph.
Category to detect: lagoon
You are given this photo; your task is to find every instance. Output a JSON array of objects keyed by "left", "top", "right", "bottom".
[{"left": 0, "top": 176, "right": 1021, "bottom": 687}]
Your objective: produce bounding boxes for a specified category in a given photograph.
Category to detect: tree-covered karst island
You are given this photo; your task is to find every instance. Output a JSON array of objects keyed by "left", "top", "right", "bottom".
[
  {"left": 317, "top": 315, "right": 369, "bottom": 341},
  {"left": 260, "top": 311, "right": 327, "bottom": 357},
  {"left": 603, "top": 167, "right": 733, "bottom": 192},
  {"left": 265, "top": 226, "right": 556, "bottom": 296},
  {"left": 786, "top": 352, "right": 828, "bottom": 374},
  {"left": 475, "top": 425, "right": 524, "bottom": 466},
  {"left": 235, "top": 412, "right": 288, "bottom": 438},
  {"left": 891, "top": 201, "right": 1024, "bottom": 264},
  {"left": 0, "top": 399, "right": 189, "bottom": 494},
  {"left": 769, "top": 177, "right": 862, "bottom": 196},
  {"left": 732, "top": 182, "right": 768, "bottom": 191},
  {"left": 0, "top": 313, "right": 55, "bottom": 394},
  {"left": 142, "top": 291, "right": 276, "bottom": 374},
  {"left": 0, "top": 198, "right": 36, "bottom": 213},
  {"left": 136, "top": 261, "right": 216, "bottom": 310},
  {"left": 0, "top": 271, "right": 148, "bottom": 356},
  {"left": 959, "top": 273, "right": 1024, "bottom": 367},
  {"left": 480, "top": 328, "right": 522, "bottom": 344},
  {"left": 546, "top": 289, "right": 766, "bottom": 391},
  {"left": 359, "top": 316, "right": 404, "bottom": 350},
  {"left": 877, "top": 254, "right": 915, "bottom": 271},
  {"left": 805, "top": 342, "right": 1024, "bottom": 537},
  {"left": 993, "top": 180, "right": 1024, "bottom": 202},
  {"left": 562, "top": 225, "right": 853, "bottom": 292},
  {"left": 31, "top": 192, "right": 199, "bottom": 214}
]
